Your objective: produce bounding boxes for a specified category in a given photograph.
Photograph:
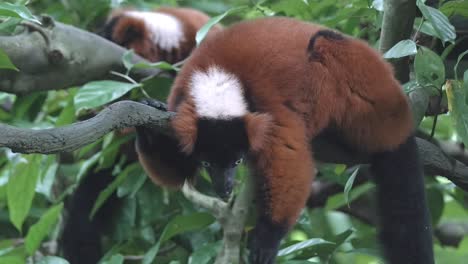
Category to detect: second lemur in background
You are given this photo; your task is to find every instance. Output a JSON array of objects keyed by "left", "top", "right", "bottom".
[
  {"left": 61, "top": 7, "right": 220, "bottom": 264},
  {"left": 101, "top": 7, "right": 221, "bottom": 63}
]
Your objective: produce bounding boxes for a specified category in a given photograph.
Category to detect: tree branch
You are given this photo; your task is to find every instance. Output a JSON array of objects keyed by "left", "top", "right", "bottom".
[
  {"left": 0, "top": 101, "right": 172, "bottom": 154},
  {"left": 379, "top": 0, "right": 417, "bottom": 83},
  {"left": 313, "top": 132, "right": 468, "bottom": 190},
  {"left": 0, "top": 100, "right": 467, "bottom": 191},
  {"left": 182, "top": 175, "right": 254, "bottom": 263},
  {"left": 0, "top": 16, "right": 163, "bottom": 94}
]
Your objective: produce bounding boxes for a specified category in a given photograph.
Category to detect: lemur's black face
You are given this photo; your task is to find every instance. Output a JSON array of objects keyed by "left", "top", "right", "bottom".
[{"left": 194, "top": 118, "right": 249, "bottom": 199}]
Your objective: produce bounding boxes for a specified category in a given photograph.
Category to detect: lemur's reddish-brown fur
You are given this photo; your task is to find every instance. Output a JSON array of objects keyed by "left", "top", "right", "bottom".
[
  {"left": 108, "top": 7, "right": 222, "bottom": 63},
  {"left": 136, "top": 139, "right": 187, "bottom": 187},
  {"left": 135, "top": 17, "right": 435, "bottom": 264},
  {"left": 137, "top": 101, "right": 198, "bottom": 188},
  {"left": 150, "top": 17, "right": 413, "bottom": 224}
]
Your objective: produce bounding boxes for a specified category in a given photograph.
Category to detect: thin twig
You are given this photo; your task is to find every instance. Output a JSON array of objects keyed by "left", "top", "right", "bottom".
[
  {"left": 20, "top": 21, "right": 51, "bottom": 47},
  {"left": 110, "top": 71, "right": 139, "bottom": 84},
  {"left": 430, "top": 90, "right": 443, "bottom": 139}
]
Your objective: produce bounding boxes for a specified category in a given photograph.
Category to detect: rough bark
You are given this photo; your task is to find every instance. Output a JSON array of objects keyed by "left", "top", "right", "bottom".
[{"left": 0, "top": 17, "right": 163, "bottom": 94}]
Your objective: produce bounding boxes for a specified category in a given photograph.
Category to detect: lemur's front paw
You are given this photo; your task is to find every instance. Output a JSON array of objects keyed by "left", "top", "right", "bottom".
[
  {"left": 140, "top": 98, "right": 168, "bottom": 111},
  {"left": 248, "top": 219, "right": 287, "bottom": 264},
  {"left": 249, "top": 239, "right": 277, "bottom": 264}
]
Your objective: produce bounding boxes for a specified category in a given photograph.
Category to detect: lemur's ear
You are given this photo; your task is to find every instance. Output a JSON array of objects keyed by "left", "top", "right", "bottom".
[
  {"left": 245, "top": 113, "right": 273, "bottom": 152},
  {"left": 171, "top": 103, "right": 198, "bottom": 154}
]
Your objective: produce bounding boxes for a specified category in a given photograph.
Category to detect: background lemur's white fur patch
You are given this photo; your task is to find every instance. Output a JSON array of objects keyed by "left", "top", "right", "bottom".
[
  {"left": 125, "top": 11, "right": 184, "bottom": 51},
  {"left": 190, "top": 66, "right": 247, "bottom": 119}
]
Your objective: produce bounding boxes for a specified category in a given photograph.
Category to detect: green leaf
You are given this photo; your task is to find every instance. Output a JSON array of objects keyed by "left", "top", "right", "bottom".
[
  {"left": 101, "top": 254, "right": 124, "bottom": 264},
  {"left": 189, "top": 242, "right": 221, "bottom": 264},
  {"left": 326, "top": 182, "right": 375, "bottom": 210},
  {"left": 35, "top": 156, "right": 58, "bottom": 199},
  {"left": 0, "top": 92, "right": 14, "bottom": 103},
  {"left": 121, "top": 50, "right": 178, "bottom": 72},
  {"left": 117, "top": 163, "right": 146, "bottom": 198},
  {"left": 0, "top": 256, "right": 23, "bottom": 264},
  {"left": 330, "top": 228, "right": 354, "bottom": 244},
  {"left": 446, "top": 80, "right": 468, "bottom": 147},
  {"left": 90, "top": 166, "right": 129, "bottom": 219},
  {"left": 277, "top": 238, "right": 335, "bottom": 257},
  {"left": 419, "top": 20, "right": 438, "bottom": 39},
  {"left": 76, "top": 152, "right": 101, "bottom": 182},
  {"left": 7, "top": 155, "right": 40, "bottom": 231},
  {"left": 133, "top": 61, "right": 179, "bottom": 71},
  {"left": 98, "top": 133, "right": 133, "bottom": 170},
  {"left": 426, "top": 185, "right": 444, "bottom": 225},
  {"left": 121, "top": 49, "right": 135, "bottom": 73},
  {"left": 12, "top": 93, "right": 47, "bottom": 120},
  {"left": 0, "top": 3, "right": 40, "bottom": 24},
  {"left": 414, "top": 18, "right": 440, "bottom": 39},
  {"left": 55, "top": 97, "right": 76, "bottom": 126},
  {"left": 255, "top": 3, "right": 276, "bottom": 16},
  {"left": 414, "top": 47, "right": 445, "bottom": 88},
  {"left": 463, "top": 70, "right": 468, "bottom": 105},
  {"left": 36, "top": 256, "right": 70, "bottom": 264},
  {"left": 74, "top": 81, "right": 141, "bottom": 113},
  {"left": 454, "top": 50, "right": 468, "bottom": 80},
  {"left": 440, "top": 0, "right": 468, "bottom": 18},
  {"left": 383, "top": 40, "right": 417, "bottom": 59},
  {"left": 0, "top": 48, "right": 18, "bottom": 71},
  {"left": 282, "top": 261, "right": 319, "bottom": 264},
  {"left": 160, "top": 212, "right": 215, "bottom": 243},
  {"left": 143, "top": 212, "right": 215, "bottom": 264},
  {"left": 98, "top": 244, "right": 126, "bottom": 264},
  {"left": 196, "top": 6, "right": 247, "bottom": 45},
  {"left": 416, "top": 0, "right": 456, "bottom": 44},
  {"left": 112, "top": 197, "right": 137, "bottom": 242},
  {"left": 141, "top": 76, "right": 173, "bottom": 101},
  {"left": 25, "top": 203, "right": 63, "bottom": 255},
  {"left": 334, "top": 164, "right": 346, "bottom": 175},
  {"left": 344, "top": 167, "right": 360, "bottom": 206}
]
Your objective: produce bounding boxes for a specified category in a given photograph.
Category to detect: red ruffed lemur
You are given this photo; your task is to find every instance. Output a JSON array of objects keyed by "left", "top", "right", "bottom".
[
  {"left": 135, "top": 17, "right": 435, "bottom": 264},
  {"left": 101, "top": 7, "right": 220, "bottom": 63},
  {"left": 61, "top": 7, "right": 221, "bottom": 264}
]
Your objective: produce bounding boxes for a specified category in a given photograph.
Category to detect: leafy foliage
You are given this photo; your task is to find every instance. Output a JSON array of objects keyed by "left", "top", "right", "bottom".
[
  {"left": 0, "top": 48, "right": 18, "bottom": 71},
  {"left": 0, "top": 0, "right": 468, "bottom": 263}
]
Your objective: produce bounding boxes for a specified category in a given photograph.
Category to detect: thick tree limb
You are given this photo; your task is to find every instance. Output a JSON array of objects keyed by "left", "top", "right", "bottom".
[
  {"left": 0, "top": 101, "right": 172, "bottom": 154},
  {"left": 0, "top": 17, "right": 163, "bottom": 94},
  {"left": 0, "top": 100, "right": 467, "bottom": 191}
]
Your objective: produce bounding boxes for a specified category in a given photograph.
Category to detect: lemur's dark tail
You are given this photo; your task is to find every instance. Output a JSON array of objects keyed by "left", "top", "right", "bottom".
[
  {"left": 371, "top": 135, "right": 434, "bottom": 264},
  {"left": 61, "top": 168, "right": 119, "bottom": 264}
]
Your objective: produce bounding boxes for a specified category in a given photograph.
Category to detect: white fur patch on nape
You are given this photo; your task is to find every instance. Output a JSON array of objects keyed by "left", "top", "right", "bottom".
[
  {"left": 190, "top": 66, "right": 247, "bottom": 119},
  {"left": 125, "top": 11, "right": 184, "bottom": 51}
]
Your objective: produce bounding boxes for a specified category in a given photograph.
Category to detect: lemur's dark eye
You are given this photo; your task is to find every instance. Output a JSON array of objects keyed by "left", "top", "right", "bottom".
[
  {"left": 235, "top": 158, "right": 243, "bottom": 166},
  {"left": 201, "top": 161, "right": 211, "bottom": 167}
]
